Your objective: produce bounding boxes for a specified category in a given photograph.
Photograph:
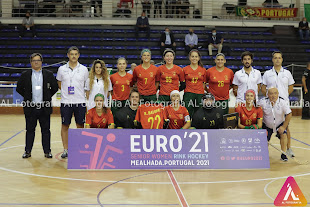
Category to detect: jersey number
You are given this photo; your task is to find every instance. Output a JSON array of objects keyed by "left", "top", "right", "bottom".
[
  {"left": 148, "top": 115, "right": 161, "bottom": 129},
  {"left": 191, "top": 77, "right": 198, "bottom": 83},
  {"left": 166, "top": 76, "right": 172, "bottom": 83},
  {"left": 210, "top": 120, "right": 215, "bottom": 126},
  {"left": 121, "top": 85, "right": 125, "bottom": 92},
  {"left": 218, "top": 81, "right": 224, "bottom": 87},
  {"left": 144, "top": 78, "right": 148, "bottom": 84},
  {"left": 246, "top": 119, "right": 252, "bottom": 126}
]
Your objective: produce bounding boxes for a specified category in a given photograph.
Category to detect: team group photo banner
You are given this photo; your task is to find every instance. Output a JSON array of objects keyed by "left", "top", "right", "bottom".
[
  {"left": 236, "top": 7, "right": 298, "bottom": 18},
  {"left": 68, "top": 129, "right": 270, "bottom": 170}
]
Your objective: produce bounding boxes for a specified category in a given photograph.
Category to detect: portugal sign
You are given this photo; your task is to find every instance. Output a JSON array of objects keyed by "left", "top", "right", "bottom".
[{"left": 236, "top": 7, "right": 298, "bottom": 18}]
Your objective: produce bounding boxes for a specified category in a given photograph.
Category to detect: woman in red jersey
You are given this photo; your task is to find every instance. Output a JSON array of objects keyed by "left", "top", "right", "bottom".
[
  {"left": 235, "top": 89, "right": 263, "bottom": 129},
  {"left": 110, "top": 57, "right": 133, "bottom": 115},
  {"left": 183, "top": 49, "right": 207, "bottom": 117},
  {"left": 132, "top": 49, "right": 159, "bottom": 103},
  {"left": 157, "top": 49, "right": 185, "bottom": 104},
  {"left": 85, "top": 93, "right": 115, "bottom": 129},
  {"left": 164, "top": 90, "right": 191, "bottom": 129},
  {"left": 205, "top": 53, "right": 234, "bottom": 114}
]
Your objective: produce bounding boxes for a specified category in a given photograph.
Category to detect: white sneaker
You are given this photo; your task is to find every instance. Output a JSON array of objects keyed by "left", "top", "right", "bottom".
[{"left": 286, "top": 148, "right": 295, "bottom": 157}]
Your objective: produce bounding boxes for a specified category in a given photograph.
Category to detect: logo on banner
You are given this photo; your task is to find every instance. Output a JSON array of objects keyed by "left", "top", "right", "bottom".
[
  {"left": 78, "top": 131, "right": 123, "bottom": 169},
  {"left": 274, "top": 176, "right": 307, "bottom": 206}
]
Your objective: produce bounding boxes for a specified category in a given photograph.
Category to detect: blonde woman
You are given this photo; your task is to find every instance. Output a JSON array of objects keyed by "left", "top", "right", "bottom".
[{"left": 85, "top": 59, "right": 112, "bottom": 109}]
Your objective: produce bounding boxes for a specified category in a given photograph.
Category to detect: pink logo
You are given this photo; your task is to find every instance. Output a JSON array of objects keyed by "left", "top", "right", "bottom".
[{"left": 79, "top": 131, "right": 123, "bottom": 169}]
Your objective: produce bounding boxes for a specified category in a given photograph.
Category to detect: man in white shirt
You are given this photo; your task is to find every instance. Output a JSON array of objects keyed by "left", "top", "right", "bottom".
[
  {"left": 185, "top": 28, "right": 198, "bottom": 55},
  {"left": 233, "top": 51, "right": 262, "bottom": 104},
  {"left": 259, "top": 87, "right": 292, "bottom": 161},
  {"left": 261, "top": 51, "right": 295, "bottom": 157},
  {"left": 56, "top": 46, "right": 89, "bottom": 158}
]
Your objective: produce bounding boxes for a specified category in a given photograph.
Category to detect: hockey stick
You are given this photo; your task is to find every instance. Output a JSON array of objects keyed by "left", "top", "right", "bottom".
[{"left": 269, "top": 143, "right": 309, "bottom": 165}]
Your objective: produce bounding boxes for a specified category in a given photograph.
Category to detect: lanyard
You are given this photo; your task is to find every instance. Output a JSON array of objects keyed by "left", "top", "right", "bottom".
[{"left": 69, "top": 65, "right": 79, "bottom": 86}]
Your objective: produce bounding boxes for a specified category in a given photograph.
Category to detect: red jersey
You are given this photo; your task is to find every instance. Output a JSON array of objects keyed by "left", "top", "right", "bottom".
[
  {"left": 183, "top": 65, "right": 207, "bottom": 94},
  {"left": 157, "top": 65, "right": 185, "bottom": 96},
  {"left": 135, "top": 103, "right": 164, "bottom": 129},
  {"left": 110, "top": 72, "right": 133, "bottom": 101},
  {"left": 85, "top": 108, "right": 114, "bottom": 128},
  {"left": 132, "top": 65, "right": 158, "bottom": 96},
  {"left": 205, "top": 66, "right": 234, "bottom": 100},
  {"left": 235, "top": 106, "right": 263, "bottom": 126},
  {"left": 164, "top": 105, "right": 190, "bottom": 129}
]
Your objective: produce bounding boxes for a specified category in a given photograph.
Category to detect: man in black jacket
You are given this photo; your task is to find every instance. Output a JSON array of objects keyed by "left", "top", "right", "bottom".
[
  {"left": 135, "top": 11, "right": 150, "bottom": 39},
  {"left": 16, "top": 53, "right": 58, "bottom": 158},
  {"left": 208, "top": 28, "right": 224, "bottom": 56},
  {"left": 160, "top": 27, "right": 176, "bottom": 55}
]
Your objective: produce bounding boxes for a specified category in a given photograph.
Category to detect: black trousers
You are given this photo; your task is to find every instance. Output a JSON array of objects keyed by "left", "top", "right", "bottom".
[
  {"left": 20, "top": 25, "right": 36, "bottom": 37},
  {"left": 185, "top": 45, "right": 197, "bottom": 54},
  {"left": 302, "top": 88, "right": 310, "bottom": 118},
  {"left": 135, "top": 26, "right": 150, "bottom": 38},
  {"left": 25, "top": 108, "right": 51, "bottom": 153},
  {"left": 160, "top": 44, "right": 176, "bottom": 55}
]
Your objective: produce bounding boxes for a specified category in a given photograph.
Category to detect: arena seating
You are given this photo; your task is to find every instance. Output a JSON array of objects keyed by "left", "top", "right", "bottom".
[{"left": 0, "top": 25, "right": 307, "bottom": 83}]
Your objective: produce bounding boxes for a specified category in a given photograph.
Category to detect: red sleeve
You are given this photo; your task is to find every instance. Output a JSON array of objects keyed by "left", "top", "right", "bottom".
[
  {"left": 230, "top": 69, "right": 234, "bottom": 85},
  {"left": 132, "top": 67, "right": 137, "bottom": 83},
  {"left": 205, "top": 69, "right": 210, "bottom": 83},
  {"left": 257, "top": 107, "right": 263, "bottom": 119},
  {"left": 183, "top": 107, "right": 190, "bottom": 117},
  {"left": 179, "top": 67, "right": 185, "bottom": 82},
  {"left": 155, "top": 67, "right": 161, "bottom": 82},
  {"left": 135, "top": 106, "right": 141, "bottom": 122},
  {"left": 107, "top": 109, "right": 114, "bottom": 125},
  {"left": 163, "top": 107, "right": 169, "bottom": 120},
  {"left": 85, "top": 109, "right": 93, "bottom": 126},
  {"left": 235, "top": 106, "right": 241, "bottom": 114},
  {"left": 129, "top": 74, "right": 134, "bottom": 87},
  {"left": 202, "top": 68, "right": 207, "bottom": 83}
]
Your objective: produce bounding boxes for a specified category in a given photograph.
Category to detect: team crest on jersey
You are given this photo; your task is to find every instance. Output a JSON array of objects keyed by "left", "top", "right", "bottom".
[
  {"left": 179, "top": 114, "right": 183, "bottom": 119},
  {"left": 116, "top": 81, "right": 118, "bottom": 84},
  {"left": 173, "top": 72, "right": 176, "bottom": 76},
  {"left": 150, "top": 72, "right": 153, "bottom": 77},
  {"left": 126, "top": 80, "right": 130, "bottom": 85},
  {"left": 139, "top": 74, "right": 141, "bottom": 77},
  {"left": 242, "top": 114, "right": 245, "bottom": 117},
  {"left": 213, "top": 76, "right": 216, "bottom": 79},
  {"left": 127, "top": 115, "right": 130, "bottom": 119},
  {"left": 102, "top": 118, "right": 106, "bottom": 123},
  {"left": 224, "top": 75, "right": 228, "bottom": 80},
  {"left": 169, "top": 115, "right": 171, "bottom": 118},
  {"left": 253, "top": 113, "right": 257, "bottom": 118},
  {"left": 203, "top": 117, "right": 206, "bottom": 120},
  {"left": 198, "top": 72, "right": 201, "bottom": 76},
  {"left": 216, "top": 113, "right": 220, "bottom": 118}
]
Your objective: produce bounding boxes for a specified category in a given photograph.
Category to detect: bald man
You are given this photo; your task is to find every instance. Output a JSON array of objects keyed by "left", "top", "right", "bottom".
[{"left": 258, "top": 87, "right": 292, "bottom": 161}]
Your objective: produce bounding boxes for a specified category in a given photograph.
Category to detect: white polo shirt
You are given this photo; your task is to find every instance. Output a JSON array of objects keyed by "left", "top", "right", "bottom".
[
  {"left": 56, "top": 62, "right": 89, "bottom": 104},
  {"left": 258, "top": 97, "right": 292, "bottom": 132},
  {"left": 232, "top": 67, "right": 262, "bottom": 103},
  {"left": 262, "top": 67, "right": 295, "bottom": 102},
  {"left": 85, "top": 77, "right": 112, "bottom": 108}
]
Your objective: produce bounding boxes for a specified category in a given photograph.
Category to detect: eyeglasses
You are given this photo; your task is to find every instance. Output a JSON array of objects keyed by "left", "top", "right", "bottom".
[{"left": 31, "top": 60, "right": 42, "bottom": 62}]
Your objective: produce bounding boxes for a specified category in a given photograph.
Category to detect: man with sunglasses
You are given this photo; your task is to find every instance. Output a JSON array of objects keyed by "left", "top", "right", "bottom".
[{"left": 17, "top": 53, "right": 58, "bottom": 158}]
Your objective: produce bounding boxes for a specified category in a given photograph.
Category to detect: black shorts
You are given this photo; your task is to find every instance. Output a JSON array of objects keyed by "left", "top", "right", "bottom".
[
  {"left": 60, "top": 103, "right": 86, "bottom": 125},
  {"left": 263, "top": 122, "right": 287, "bottom": 141}
]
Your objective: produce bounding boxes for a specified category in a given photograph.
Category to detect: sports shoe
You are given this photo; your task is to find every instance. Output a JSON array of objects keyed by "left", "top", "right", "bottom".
[
  {"left": 44, "top": 152, "right": 53, "bottom": 158},
  {"left": 286, "top": 148, "right": 295, "bottom": 157},
  {"left": 281, "top": 153, "right": 288, "bottom": 162},
  {"left": 61, "top": 149, "right": 68, "bottom": 159},
  {"left": 22, "top": 151, "right": 31, "bottom": 158}
]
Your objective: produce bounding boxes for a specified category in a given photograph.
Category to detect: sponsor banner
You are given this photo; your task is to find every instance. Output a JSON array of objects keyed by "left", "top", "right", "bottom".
[
  {"left": 236, "top": 7, "right": 298, "bottom": 18},
  {"left": 68, "top": 129, "right": 270, "bottom": 170}
]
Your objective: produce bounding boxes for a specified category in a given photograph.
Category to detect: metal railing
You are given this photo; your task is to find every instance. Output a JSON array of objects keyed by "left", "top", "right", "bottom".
[{"left": 5, "top": 0, "right": 302, "bottom": 20}]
